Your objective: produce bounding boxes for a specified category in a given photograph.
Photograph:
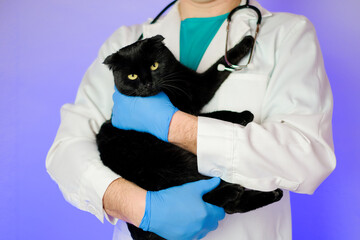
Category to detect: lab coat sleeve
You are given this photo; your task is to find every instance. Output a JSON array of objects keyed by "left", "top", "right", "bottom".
[
  {"left": 46, "top": 25, "right": 142, "bottom": 223},
  {"left": 197, "top": 16, "right": 336, "bottom": 194}
]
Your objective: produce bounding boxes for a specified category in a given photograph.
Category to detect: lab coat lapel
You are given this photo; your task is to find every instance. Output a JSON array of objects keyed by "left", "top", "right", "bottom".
[{"left": 142, "top": 2, "right": 181, "bottom": 61}]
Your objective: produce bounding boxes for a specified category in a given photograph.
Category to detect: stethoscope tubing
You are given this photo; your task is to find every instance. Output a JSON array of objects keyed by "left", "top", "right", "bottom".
[
  {"left": 138, "top": 0, "right": 178, "bottom": 41},
  {"left": 138, "top": 0, "right": 262, "bottom": 72}
]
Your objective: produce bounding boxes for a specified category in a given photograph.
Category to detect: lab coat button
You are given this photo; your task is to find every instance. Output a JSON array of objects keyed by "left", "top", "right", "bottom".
[{"left": 211, "top": 169, "right": 223, "bottom": 177}]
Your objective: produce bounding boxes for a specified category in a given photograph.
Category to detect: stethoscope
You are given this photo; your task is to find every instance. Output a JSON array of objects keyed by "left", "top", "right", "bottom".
[{"left": 138, "top": 0, "right": 262, "bottom": 72}]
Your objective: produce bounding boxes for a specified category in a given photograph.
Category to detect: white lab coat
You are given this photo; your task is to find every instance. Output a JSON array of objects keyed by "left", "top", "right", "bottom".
[{"left": 46, "top": 0, "right": 336, "bottom": 239}]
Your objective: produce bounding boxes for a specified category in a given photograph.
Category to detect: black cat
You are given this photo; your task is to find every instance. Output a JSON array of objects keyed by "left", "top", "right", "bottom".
[{"left": 96, "top": 35, "right": 283, "bottom": 240}]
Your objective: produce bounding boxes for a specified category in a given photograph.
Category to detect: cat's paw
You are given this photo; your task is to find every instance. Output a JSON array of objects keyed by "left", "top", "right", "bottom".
[
  {"left": 203, "top": 183, "right": 245, "bottom": 214},
  {"left": 273, "top": 188, "right": 283, "bottom": 201},
  {"left": 242, "top": 35, "right": 255, "bottom": 46},
  {"left": 239, "top": 110, "right": 254, "bottom": 126},
  {"left": 234, "top": 36, "right": 255, "bottom": 55},
  {"left": 231, "top": 189, "right": 284, "bottom": 213},
  {"left": 128, "top": 223, "right": 165, "bottom": 240},
  {"left": 221, "top": 185, "right": 247, "bottom": 214}
]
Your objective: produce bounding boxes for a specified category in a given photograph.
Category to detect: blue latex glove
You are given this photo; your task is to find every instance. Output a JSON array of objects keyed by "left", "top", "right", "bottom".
[
  {"left": 139, "top": 178, "right": 226, "bottom": 240},
  {"left": 112, "top": 88, "right": 178, "bottom": 142}
]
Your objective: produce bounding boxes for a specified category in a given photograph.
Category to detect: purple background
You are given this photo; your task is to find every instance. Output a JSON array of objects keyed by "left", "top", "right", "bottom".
[{"left": 0, "top": 0, "right": 359, "bottom": 239}]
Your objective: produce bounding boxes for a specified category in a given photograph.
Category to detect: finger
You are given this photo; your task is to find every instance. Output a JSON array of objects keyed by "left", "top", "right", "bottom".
[
  {"left": 194, "top": 220, "right": 219, "bottom": 240},
  {"left": 195, "top": 230, "right": 210, "bottom": 240},
  {"left": 206, "top": 218, "right": 219, "bottom": 232},
  {"left": 157, "top": 91, "right": 167, "bottom": 98},
  {"left": 206, "top": 203, "right": 226, "bottom": 221},
  {"left": 191, "top": 178, "right": 221, "bottom": 196}
]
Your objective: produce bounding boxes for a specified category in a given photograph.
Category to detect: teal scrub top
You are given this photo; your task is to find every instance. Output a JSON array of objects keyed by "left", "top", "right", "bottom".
[{"left": 180, "top": 13, "right": 228, "bottom": 71}]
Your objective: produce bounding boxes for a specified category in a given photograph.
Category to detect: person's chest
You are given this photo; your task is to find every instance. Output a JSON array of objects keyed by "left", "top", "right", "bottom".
[{"left": 143, "top": 13, "right": 279, "bottom": 123}]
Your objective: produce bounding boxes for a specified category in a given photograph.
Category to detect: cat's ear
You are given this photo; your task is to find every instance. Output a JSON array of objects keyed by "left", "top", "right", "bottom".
[
  {"left": 151, "top": 35, "right": 165, "bottom": 43},
  {"left": 148, "top": 35, "right": 165, "bottom": 50},
  {"left": 103, "top": 52, "right": 121, "bottom": 70}
]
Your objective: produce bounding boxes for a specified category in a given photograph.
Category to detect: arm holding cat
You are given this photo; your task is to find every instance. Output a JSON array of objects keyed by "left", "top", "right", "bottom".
[
  {"left": 47, "top": 24, "right": 223, "bottom": 239},
  {"left": 103, "top": 175, "right": 225, "bottom": 239},
  {"left": 196, "top": 17, "right": 335, "bottom": 194},
  {"left": 168, "top": 111, "right": 198, "bottom": 154},
  {"left": 111, "top": 87, "right": 198, "bottom": 154},
  {"left": 103, "top": 178, "right": 146, "bottom": 226},
  {"left": 46, "top": 25, "right": 145, "bottom": 224}
]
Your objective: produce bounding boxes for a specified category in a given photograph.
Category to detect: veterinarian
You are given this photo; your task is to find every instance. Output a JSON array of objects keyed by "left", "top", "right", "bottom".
[{"left": 46, "top": 0, "right": 336, "bottom": 239}]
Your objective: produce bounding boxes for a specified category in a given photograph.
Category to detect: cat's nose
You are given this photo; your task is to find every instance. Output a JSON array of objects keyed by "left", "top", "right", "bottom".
[{"left": 145, "top": 83, "right": 151, "bottom": 88}]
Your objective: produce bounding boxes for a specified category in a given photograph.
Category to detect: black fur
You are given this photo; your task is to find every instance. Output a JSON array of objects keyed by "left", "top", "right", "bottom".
[{"left": 97, "top": 35, "right": 283, "bottom": 240}]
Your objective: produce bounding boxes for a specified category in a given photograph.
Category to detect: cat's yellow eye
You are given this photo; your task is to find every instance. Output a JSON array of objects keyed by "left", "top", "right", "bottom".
[
  {"left": 128, "top": 74, "right": 138, "bottom": 80},
  {"left": 150, "top": 62, "right": 159, "bottom": 71}
]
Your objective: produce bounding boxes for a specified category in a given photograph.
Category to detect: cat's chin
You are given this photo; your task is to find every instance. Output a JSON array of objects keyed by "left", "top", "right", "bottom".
[
  {"left": 120, "top": 89, "right": 161, "bottom": 97},
  {"left": 134, "top": 87, "right": 162, "bottom": 97},
  {"left": 136, "top": 91, "right": 161, "bottom": 97}
]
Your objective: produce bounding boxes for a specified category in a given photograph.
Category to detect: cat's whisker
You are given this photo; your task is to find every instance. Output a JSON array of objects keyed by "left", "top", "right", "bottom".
[
  {"left": 123, "top": 89, "right": 138, "bottom": 97},
  {"left": 161, "top": 71, "right": 188, "bottom": 81},
  {"left": 161, "top": 85, "right": 177, "bottom": 97},
  {"left": 160, "top": 83, "right": 192, "bottom": 99},
  {"left": 161, "top": 78, "right": 185, "bottom": 84}
]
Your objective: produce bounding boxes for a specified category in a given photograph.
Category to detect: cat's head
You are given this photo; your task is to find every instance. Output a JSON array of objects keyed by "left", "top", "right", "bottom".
[{"left": 103, "top": 35, "right": 177, "bottom": 97}]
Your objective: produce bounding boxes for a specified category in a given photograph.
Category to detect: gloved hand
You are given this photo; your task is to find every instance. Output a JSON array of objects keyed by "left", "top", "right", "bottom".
[
  {"left": 139, "top": 178, "right": 226, "bottom": 240},
  {"left": 112, "top": 88, "right": 178, "bottom": 142}
]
